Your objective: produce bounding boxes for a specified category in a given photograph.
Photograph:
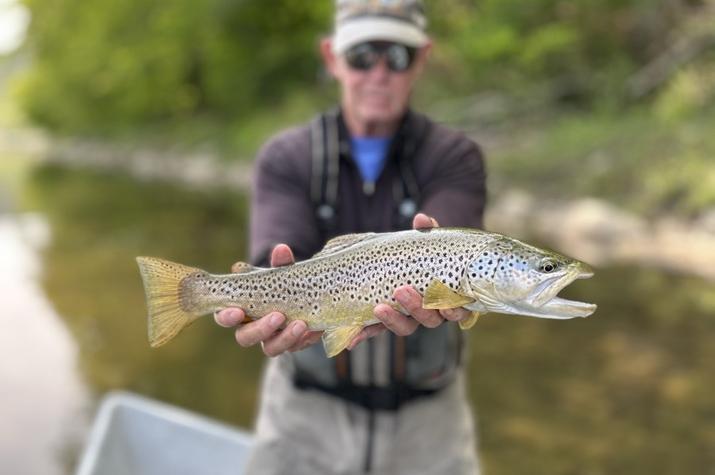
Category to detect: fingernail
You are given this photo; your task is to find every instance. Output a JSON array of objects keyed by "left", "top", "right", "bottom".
[
  {"left": 395, "top": 288, "right": 410, "bottom": 303},
  {"left": 291, "top": 321, "right": 305, "bottom": 337},
  {"left": 228, "top": 310, "right": 240, "bottom": 322},
  {"left": 214, "top": 312, "right": 225, "bottom": 326},
  {"left": 269, "top": 313, "right": 283, "bottom": 326}
]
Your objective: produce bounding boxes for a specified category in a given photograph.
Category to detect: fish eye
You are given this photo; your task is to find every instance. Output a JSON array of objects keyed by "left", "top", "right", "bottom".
[{"left": 539, "top": 261, "right": 557, "bottom": 273}]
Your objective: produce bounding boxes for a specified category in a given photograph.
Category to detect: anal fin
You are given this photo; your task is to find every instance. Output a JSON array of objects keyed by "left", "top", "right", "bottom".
[
  {"left": 322, "top": 325, "right": 363, "bottom": 358},
  {"left": 458, "top": 311, "right": 481, "bottom": 330}
]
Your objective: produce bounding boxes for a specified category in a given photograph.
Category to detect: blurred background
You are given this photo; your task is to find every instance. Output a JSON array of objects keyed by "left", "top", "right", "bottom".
[{"left": 1, "top": 0, "right": 714, "bottom": 473}]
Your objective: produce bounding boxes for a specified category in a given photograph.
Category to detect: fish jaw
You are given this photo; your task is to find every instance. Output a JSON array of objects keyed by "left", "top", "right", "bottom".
[{"left": 519, "top": 265, "right": 596, "bottom": 319}]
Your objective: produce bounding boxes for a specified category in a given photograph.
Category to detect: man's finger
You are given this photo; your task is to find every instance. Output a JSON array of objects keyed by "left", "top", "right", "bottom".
[
  {"left": 271, "top": 244, "right": 295, "bottom": 267},
  {"left": 347, "top": 324, "right": 388, "bottom": 351},
  {"left": 261, "top": 320, "right": 310, "bottom": 357},
  {"left": 439, "top": 307, "right": 471, "bottom": 322},
  {"left": 214, "top": 308, "right": 245, "bottom": 327},
  {"left": 412, "top": 213, "right": 439, "bottom": 230},
  {"left": 292, "top": 331, "right": 323, "bottom": 352},
  {"left": 394, "top": 286, "right": 443, "bottom": 328},
  {"left": 374, "top": 304, "right": 420, "bottom": 336},
  {"left": 235, "top": 312, "right": 286, "bottom": 347}
]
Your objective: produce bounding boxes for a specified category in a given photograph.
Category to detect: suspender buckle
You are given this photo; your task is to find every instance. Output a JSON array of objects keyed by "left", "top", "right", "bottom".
[{"left": 316, "top": 204, "right": 335, "bottom": 221}]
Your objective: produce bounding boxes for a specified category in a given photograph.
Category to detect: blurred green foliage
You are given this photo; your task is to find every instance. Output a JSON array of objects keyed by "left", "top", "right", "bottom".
[
  {"left": 15, "top": 0, "right": 700, "bottom": 132},
  {"left": 427, "top": 0, "right": 648, "bottom": 96},
  {"left": 655, "top": 60, "right": 715, "bottom": 120},
  {"left": 17, "top": 0, "right": 331, "bottom": 132},
  {"left": 490, "top": 103, "right": 715, "bottom": 216}
]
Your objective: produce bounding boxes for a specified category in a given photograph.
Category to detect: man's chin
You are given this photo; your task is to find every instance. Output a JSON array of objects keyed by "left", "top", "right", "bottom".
[{"left": 357, "top": 107, "right": 403, "bottom": 126}]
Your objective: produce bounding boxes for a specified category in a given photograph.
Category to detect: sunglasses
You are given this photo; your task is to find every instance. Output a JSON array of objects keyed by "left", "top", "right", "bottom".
[{"left": 344, "top": 42, "right": 418, "bottom": 72}]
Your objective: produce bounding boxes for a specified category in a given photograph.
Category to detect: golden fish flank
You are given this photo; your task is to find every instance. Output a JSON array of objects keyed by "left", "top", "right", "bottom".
[{"left": 136, "top": 228, "right": 597, "bottom": 357}]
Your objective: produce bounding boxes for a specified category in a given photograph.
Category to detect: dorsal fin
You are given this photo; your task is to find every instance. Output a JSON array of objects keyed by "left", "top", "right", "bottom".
[{"left": 313, "top": 232, "right": 377, "bottom": 258}]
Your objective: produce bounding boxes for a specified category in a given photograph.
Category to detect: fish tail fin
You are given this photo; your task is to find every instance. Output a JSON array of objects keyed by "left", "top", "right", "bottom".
[{"left": 136, "top": 256, "right": 204, "bottom": 348}]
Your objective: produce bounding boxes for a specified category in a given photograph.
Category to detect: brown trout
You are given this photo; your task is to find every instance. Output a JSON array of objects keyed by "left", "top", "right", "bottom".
[{"left": 137, "top": 228, "right": 596, "bottom": 357}]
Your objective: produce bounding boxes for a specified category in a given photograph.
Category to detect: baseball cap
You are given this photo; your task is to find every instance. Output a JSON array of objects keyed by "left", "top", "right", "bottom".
[{"left": 332, "top": 0, "right": 429, "bottom": 54}]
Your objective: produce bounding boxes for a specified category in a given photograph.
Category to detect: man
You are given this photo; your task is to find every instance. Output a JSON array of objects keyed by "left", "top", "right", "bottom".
[{"left": 216, "top": 1, "right": 486, "bottom": 473}]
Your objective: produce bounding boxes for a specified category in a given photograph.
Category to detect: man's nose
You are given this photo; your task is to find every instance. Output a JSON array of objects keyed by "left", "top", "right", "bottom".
[{"left": 366, "top": 57, "right": 391, "bottom": 81}]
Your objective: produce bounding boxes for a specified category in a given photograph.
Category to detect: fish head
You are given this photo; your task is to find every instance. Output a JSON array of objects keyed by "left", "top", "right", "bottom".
[{"left": 464, "top": 236, "right": 596, "bottom": 319}]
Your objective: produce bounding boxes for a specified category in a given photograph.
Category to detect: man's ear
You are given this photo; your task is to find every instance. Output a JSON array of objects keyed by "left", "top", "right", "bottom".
[
  {"left": 412, "top": 40, "right": 433, "bottom": 75},
  {"left": 421, "top": 40, "right": 433, "bottom": 60},
  {"left": 320, "top": 37, "right": 339, "bottom": 78}
]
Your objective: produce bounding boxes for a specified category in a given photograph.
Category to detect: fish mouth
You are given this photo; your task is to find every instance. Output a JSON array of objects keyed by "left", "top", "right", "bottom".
[{"left": 526, "top": 265, "right": 597, "bottom": 319}]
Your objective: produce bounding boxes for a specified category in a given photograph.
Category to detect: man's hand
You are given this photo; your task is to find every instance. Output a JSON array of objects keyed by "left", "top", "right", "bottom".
[
  {"left": 214, "top": 244, "right": 321, "bottom": 357},
  {"left": 347, "top": 213, "right": 471, "bottom": 350}
]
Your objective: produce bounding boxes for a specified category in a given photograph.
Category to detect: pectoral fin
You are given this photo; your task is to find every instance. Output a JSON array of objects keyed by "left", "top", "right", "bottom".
[
  {"left": 423, "top": 279, "right": 475, "bottom": 309},
  {"left": 322, "top": 325, "right": 363, "bottom": 358},
  {"left": 458, "top": 312, "right": 481, "bottom": 330}
]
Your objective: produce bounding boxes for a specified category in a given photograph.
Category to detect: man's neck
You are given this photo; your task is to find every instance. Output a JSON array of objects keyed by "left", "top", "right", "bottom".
[{"left": 342, "top": 109, "right": 404, "bottom": 137}]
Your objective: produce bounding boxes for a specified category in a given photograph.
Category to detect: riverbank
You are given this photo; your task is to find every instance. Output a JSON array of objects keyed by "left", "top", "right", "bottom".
[
  {"left": 2, "top": 125, "right": 713, "bottom": 281},
  {"left": 0, "top": 126, "right": 253, "bottom": 190}
]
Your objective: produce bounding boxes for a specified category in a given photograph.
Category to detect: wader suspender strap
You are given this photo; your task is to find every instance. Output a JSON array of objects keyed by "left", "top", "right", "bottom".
[
  {"left": 391, "top": 117, "right": 425, "bottom": 230},
  {"left": 310, "top": 111, "right": 340, "bottom": 237}
]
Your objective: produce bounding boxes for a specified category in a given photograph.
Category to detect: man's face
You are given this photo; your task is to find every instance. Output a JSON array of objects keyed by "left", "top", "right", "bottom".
[{"left": 322, "top": 39, "right": 431, "bottom": 129}]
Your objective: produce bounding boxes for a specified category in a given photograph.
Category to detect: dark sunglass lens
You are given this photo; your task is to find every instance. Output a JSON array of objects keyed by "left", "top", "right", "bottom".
[
  {"left": 386, "top": 44, "right": 416, "bottom": 72},
  {"left": 345, "top": 44, "right": 378, "bottom": 70}
]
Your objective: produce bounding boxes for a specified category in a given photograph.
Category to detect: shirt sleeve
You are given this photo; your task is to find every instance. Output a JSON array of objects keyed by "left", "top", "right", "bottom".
[
  {"left": 419, "top": 138, "right": 487, "bottom": 229},
  {"left": 249, "top": 137, "right": 322, "bottom": 266}
]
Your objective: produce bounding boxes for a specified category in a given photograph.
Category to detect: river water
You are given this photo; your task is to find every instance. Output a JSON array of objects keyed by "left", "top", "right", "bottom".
[{"left": 1, "top": 156, "right": 714, "bottom": 474}]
